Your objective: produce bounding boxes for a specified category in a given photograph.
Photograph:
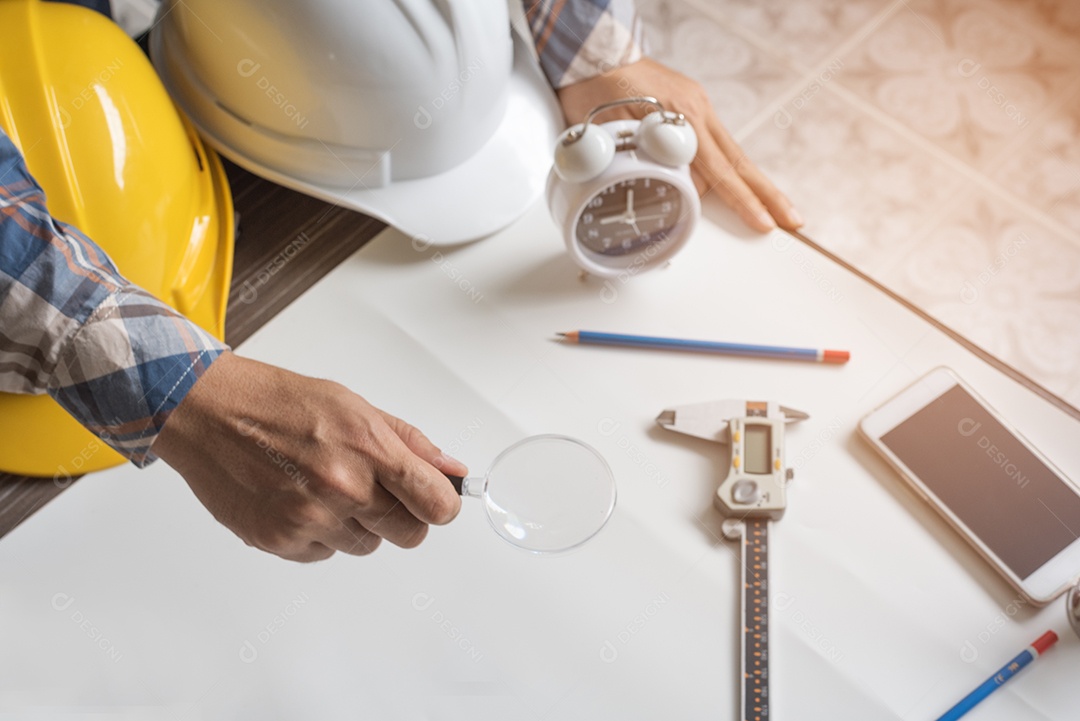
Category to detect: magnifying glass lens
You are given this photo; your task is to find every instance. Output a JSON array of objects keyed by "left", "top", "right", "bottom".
[{"left": 481, "top": 435, "right": 616, "bottom": 553}]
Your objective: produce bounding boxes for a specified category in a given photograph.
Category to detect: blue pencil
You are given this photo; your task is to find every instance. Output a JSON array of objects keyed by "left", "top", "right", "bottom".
[
  {"left": 557, "top": 330, "right": 850, "bottom": 364},
  {"left": 935, "top": 630, "right": 1058, "bottom": 721}
]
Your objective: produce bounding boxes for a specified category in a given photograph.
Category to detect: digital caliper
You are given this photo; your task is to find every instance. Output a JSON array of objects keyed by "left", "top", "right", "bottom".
[{"left": 657, "top": 400, "right": 808, "bottom": 721}]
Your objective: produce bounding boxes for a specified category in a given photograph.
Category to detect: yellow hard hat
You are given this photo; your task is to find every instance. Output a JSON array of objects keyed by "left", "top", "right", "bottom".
[{"left": 0, "top": 0, "right": 234, "bottom": 477}]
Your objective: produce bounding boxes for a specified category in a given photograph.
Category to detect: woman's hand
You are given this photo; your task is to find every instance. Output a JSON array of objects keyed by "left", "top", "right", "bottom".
[{"left": 557, "top": 58, "right": 803, "bottom": 233}]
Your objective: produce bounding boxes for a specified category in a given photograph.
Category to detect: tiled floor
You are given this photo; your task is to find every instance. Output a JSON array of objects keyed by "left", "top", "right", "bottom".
[{"left": 639, "top": 0, "right": 1080, "bottom": 409}]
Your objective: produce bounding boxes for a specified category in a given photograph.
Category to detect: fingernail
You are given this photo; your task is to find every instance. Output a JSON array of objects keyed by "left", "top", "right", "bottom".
[
  {"left": 755, "top": 210, "right": 777, "bottom": 230},
  {"left": 786, "top": 207, "right": 804, "bottom": 227}
]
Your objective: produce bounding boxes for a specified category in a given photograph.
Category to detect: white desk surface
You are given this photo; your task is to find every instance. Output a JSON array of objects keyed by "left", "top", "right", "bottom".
[{"left": 2, "top": 201, "right": 1078, "bottom": 720}]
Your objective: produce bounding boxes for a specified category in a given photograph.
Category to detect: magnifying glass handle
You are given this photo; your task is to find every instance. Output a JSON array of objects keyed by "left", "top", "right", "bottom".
[
  {"left": 445, "top": 475, "right": 484, "bottom": 498},
  {"left": 446, "top": 475, "right": 464, "bottom": 495}
]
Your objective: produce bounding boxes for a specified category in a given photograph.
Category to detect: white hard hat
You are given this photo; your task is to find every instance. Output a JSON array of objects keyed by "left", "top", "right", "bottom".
[{"left": 150, "top": 0, "right": 563, "bottom": 243}]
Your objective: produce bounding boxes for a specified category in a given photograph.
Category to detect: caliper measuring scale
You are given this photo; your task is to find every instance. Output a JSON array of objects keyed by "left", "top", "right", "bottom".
[{"left": 658, "top": 400, "right": 808, "bottom": 721}]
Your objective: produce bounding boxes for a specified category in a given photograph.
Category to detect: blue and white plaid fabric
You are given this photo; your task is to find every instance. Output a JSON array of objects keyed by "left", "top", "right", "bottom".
[
  {"left": 0, "top": 129, "right": 226, "bottom": 467},
  {"left": 526, "top": 0, "right": 645, "bottom": 88}
]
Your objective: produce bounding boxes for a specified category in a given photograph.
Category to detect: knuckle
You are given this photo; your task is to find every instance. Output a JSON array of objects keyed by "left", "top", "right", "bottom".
[
  {"left": 254, "top": 526, "right": 298, "bottom": 554},
  {"left": 347, "top": 408, "right": 384, "bottom": 443},
  {"left": 322, "top": 465, "right": 375, "bottom": 512},
  {"left": 398, "top": 422, "right": 428, "bottom": 452},
  {"left": 280, "top": 499, "right": 324, "bottom": 530},
  {"left": 397, "top": 522, "right": 430, "bottom": 549},
  {"left": 729, "top": 150, "right": 753, "bottom": 174},
  {"left": 673, "top": 84, "right": 709, "bottom": 117},
  {"left": 421, "top": 488, "right": 459, "bottom": 525},
  {"left": 313, "top": 463, "right": 352, "bottom": 496},
  {"left": 350, "top": 533, "right": 382, "bottom": 556},
  {"left": 713, "top": 161, "right": 739, "bottom": 181},
  {"left": 350, "top": 484, "right": 377, "bottom": 513},
  {"left": 689, "top": 85, "right": 710, "bottom": 109},
  {"left": 312, "top": 463, "right": 374, "bottom": 512}
]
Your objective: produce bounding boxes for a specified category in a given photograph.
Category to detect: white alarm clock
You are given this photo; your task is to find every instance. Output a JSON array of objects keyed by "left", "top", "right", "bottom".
[{"left": 546, "top": 97, "right": 701, "bottom": 278}]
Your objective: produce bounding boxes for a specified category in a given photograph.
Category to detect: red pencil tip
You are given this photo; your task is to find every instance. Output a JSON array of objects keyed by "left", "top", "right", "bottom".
[
  {"left": 1032, "top": 630, "right": 1058, "bottom": 655},
  {"left": 823, "top": 349, "right": 850, "bottom": 364}
]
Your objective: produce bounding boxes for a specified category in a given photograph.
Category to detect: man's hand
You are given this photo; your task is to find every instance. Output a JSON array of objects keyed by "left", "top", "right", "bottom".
[
  {"left": 557, "top": 58, "right": 803, "bottom": 233},
  {"left": 154, "top": 352, "right": 466, "bottom": 562}
]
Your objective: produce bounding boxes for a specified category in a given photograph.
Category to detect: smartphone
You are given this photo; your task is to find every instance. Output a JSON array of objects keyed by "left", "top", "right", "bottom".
[{"left": 859, "top": 367, "right": 1080, "bottom": 606}]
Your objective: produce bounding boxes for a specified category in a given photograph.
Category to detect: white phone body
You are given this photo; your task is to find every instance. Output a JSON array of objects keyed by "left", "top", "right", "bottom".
[{"left": 859, "top": 367, "right": 1080, "bottom": 606}]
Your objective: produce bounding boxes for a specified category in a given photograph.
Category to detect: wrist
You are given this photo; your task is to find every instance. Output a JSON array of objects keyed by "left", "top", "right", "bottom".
[{"left": 153, "top": 350, "right": 241, "bottom": 464}]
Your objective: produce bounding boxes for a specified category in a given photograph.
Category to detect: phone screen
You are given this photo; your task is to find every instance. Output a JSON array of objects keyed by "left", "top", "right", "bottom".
[{"left": 880, "top": 384, "right": 1080, "bottom": 579}]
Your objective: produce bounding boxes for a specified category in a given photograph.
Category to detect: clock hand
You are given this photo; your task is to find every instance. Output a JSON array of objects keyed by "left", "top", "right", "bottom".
[
  {"left": 627, "top": 188, "right": 634, "bottom": 216},
  {"left": 631, "top": 214, "right": 671, "bottom": 222},
  {"left": 600, "top": 214, "right": 631, "bottom": 225}
]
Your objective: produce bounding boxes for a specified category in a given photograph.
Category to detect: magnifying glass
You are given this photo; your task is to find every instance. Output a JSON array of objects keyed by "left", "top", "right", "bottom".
[{"left": 445, "top": 434, "right": 616, "bottom": 554}]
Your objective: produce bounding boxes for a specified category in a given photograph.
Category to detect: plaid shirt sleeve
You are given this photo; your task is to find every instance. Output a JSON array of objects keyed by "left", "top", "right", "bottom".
[
  {"left": 524, "top": 0, "right": 645, "bottom": 89},
  {"left": 0, "top": 128, "right": 226, "bottom": 467}
]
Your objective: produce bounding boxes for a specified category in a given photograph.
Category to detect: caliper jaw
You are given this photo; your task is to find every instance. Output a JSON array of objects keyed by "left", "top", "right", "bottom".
[{"left": 656, "top": 400, "right": 807, "bottom": 522}]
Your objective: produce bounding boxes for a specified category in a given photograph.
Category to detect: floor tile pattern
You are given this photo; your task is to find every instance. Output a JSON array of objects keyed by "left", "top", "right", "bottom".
[{"left": 640, "top": 0, "right": 1080, "bottom": 409}]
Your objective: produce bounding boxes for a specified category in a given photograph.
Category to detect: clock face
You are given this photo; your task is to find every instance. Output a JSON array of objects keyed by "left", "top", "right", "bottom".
[{"left": 575, "top": 178, "right": 683, "bottom": 257}]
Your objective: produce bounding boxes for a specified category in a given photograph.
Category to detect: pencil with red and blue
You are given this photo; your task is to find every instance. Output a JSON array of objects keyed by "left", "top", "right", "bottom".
[
  {"left": 935, "top": 630, "right": 1058, "bottom": 721},
  {"left": 557, "top": 330, "right": 850, "bottom": 364}
]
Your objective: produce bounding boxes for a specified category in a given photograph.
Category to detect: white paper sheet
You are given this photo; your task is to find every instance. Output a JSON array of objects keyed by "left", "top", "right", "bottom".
[{"left": 2, "top": 201, "right": 1077, "bottom": 720}]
